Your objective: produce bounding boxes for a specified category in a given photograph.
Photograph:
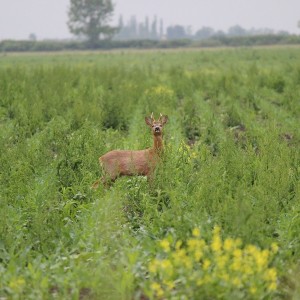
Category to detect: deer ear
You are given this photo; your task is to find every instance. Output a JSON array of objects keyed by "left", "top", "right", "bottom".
[
  {"left": 160, "top": 115, "right": 168, "bottom": 125},
  {"left": 145, "top": 116, "right": 153, "bottom": 127}
]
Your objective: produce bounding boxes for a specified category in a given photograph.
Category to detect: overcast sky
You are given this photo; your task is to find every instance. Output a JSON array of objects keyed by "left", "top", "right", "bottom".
[{"left": 0, "top": 0, "right": 299, "bottom": 40}]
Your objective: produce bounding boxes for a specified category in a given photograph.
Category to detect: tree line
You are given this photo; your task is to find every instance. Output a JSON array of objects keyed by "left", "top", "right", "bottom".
[
  {"left": 114, "top": 15, "right": 291, "bottom": 41},
  {"left": 1, "top": 34, "right": 300, "bottom": 52},
  {"left": 1, "top": 0, "right": 299, "bottom": 51},
  {"left": 66, "top": 0, "right": 295, "bottom": 44}
]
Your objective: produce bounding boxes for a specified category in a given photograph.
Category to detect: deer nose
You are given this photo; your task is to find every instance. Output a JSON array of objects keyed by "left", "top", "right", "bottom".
[{"left": 155, "top": 126, "right": 160, "bottom": 132}]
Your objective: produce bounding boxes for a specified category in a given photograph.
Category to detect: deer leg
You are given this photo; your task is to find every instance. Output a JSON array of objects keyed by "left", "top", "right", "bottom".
[
  {"left": 91, "top": 176, "right": 116, "bottom": 190},
  {"left": 101, "top": 176, "right": 116, "bottom": 188},
  {"left": 147, "top": 170, "right": 155, "bottom": 187},
  {"left": 92, "top": 178, "right": 108, "bottom": 190},
  {"left": 91, "top": 179, "right": 100, "bottom": 190}
]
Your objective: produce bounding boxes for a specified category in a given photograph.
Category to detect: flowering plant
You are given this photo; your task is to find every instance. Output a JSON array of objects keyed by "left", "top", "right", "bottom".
[{"left": 145, "top": 226, "right": 278, "bottom": 299}]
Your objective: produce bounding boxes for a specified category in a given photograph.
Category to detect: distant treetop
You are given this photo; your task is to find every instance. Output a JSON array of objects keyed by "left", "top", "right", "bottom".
[{"left": 67, "top": 0, "right": 117, "bottom": 45}]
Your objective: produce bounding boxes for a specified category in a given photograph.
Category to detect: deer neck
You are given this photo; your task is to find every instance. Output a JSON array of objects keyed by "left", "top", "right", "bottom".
[{"left": 153, "top": 134, "right": 164, "bottom": 154}]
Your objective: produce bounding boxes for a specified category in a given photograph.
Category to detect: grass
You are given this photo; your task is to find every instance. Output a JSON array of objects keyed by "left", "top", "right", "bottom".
[{"left": 0, "top": 47, "right": 300, "bottom": 299}]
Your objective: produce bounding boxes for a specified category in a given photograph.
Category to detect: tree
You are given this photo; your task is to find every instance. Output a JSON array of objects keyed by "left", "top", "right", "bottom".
[
  {"left": 150, "top": 16, "right": 158, "bottom": 39},
  {"left": 68, "top": 0, "right": 117, "bottom": 44},
  {"left": 166, "top": 25, "right": 186, "bottom": 40},
  {"left": 115, "top": 14, "right": 127, "bottom": 40},
  {"left": 28, "top": 33, "right": 37, "bottom": 41},
  {"left": 195, "top": 27, "right": 214, "bottom": 40},
  {"left": 278, "top": 30, "right": 289, "bottom": 36},
  {"left": 145, "top": 16, "right": 150, "bottom": 38},
  {"left": 159, "top": 18, "right": 164, "bottom": 39},
  {"left": 128, "top": 16, "right": 137, "bottom": 39},
  {"left": 118, "top": 14, "right": 124, "bottom": 30},
  {"left": 228, "top": 25, "right": 247, "bottom": 37}
]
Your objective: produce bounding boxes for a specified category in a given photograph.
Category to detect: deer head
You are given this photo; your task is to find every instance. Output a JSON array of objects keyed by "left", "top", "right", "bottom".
[{"left": 145, "top": 113, "right": 168, "bottom": 136}]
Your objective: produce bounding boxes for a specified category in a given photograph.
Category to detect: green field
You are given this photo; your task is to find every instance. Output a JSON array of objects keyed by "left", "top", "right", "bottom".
[{"left": 0, "top": 48, "right": 300, "bottom": 299}]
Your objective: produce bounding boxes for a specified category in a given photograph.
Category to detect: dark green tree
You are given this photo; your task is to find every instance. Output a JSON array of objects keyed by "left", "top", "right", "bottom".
[
  {"left": 228, "top": 25, "right": 247, "bottom": 37},
  {"left": 195, "top": 27, "right": 215, "bottom": 40},
  {"left": 68, "top": 0, "right": 117, "bottom": 45},
  {"left": 159, "top": 18, "right": 164, "bottom": 39},
  {"left": 150, "top": 16, "right": 158, "bottom": 39},
  {"left": 166, "top": 25, "right": 186, "bottom": 40}
]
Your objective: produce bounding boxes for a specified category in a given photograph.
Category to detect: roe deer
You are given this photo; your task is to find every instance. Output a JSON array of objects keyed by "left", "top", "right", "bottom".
[{"left": 92, "top": 113, "right": 168, "bottom": 189}]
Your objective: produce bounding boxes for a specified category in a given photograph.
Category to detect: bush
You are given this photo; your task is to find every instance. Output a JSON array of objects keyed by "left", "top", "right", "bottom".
[{"left": 1, "top": 35, "right": 299, "bottom": 53}]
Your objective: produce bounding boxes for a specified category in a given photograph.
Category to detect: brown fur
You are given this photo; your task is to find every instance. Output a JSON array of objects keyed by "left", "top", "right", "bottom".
[{"left": 92, "top": 114, "right": 168, "bottom": 189}]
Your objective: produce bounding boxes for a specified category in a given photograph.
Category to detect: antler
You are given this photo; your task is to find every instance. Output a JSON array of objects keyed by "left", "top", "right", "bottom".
[{"left": 151, "top": 112, "right": 155, "bottom": 121}]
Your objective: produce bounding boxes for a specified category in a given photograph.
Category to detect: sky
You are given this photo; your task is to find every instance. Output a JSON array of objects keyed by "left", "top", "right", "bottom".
[{"left": 0, "top": 0, "right": 299, "bottom": 40}]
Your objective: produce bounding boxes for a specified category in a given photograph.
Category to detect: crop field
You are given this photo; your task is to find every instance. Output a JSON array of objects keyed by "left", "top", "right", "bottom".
[{"left": 0, "top": 47, "right": 300, "bottom": 299}]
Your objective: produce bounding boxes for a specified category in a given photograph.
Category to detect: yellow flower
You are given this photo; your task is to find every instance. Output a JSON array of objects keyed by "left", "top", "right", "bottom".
[
  {"left": 154, "top": 86, "right": 174, "bottom": 97},
  {"left": 172, "top": 249, "right": 186, "bottom": 265},
  {"left": 268, "top": 281, "right": 277, "bottom": 291},
  {"left": 145, "top": 85, "right": 174, "bottom": 99},
  {"left": 262, "top": 249, "right": 270, "bottom": 259},
  {"left": 174, "top": 253, "right": 192, "bottom": 269},
  {"left": 185, "top": 258, "right": 193, "bottom": 269},
  {"left": 213, "top": 225, "right": 221, "bottom": 235},
  {"left": 175, "top": 240, "right": 182, "bottom": 250},
  {"left": 224, "top": 238, "right": 234, "bottom": 252},
  {"left": 219, "top": 272, "right": 230, "bottom": 282},
  {"left": 264, "top": 268, "right": 277, "bottom": 282},
  {"left": 160, "top": 239, "right": 170, "bottom": 252},
  {"left": 234, "top": 238, "right": 242, "bottom": 247},
  {"left": 230, "top": 259, "right": 242, "bottom": 271},
  {"left": 255, "top": 249, "right": 269, "bottom": 270},
  {"left": 151, "top": 282, "right": 161, "bottom": 290},
  {"left": 161, "top": 259, "right": 172, "bottom": 270},
  {"left": 187, "top": 238, "right": 199, "bottom": 251},
  {"left": 249, "top": 286, "right": 257, "bottom": 294},
  {"left": 271, "top": 243, "right": 279, "bottom": 254},
  {"left": 9, "top": 277, "right": 25, "bottom": 291},
  {"left": 242, "top": 264, "right": 254, "bottom": 275},
  {"left": 245, "top": 244, "right": 258, "bottom": 255},
  {"left": 164, "top": 280, "right": 175, "bottom": 290},
  {"left": 196, "top": 278, "right": 204, "bottom": 286},
  {"left": 203, "top": 275, "right": 212, "bottom": 284},
  {"left": 149, "top": 224, "right": 279, "bottom": 297},
  {"left": 211, "top": 235, "right": 222, "bottom": 252},
  {"left": 232, "top": 277, "right": 242, "bottom": 287},
  {"left": 192, "top": 228, "right": 201, "bottom": 237},
  {"left": 148, "top": 259, "right": 159, "bottom": 273},
  {"left": 203, "top": 259, "right": 211, "bottom": 270},
  {"left": 172, "top": 248, "right": 187, "bottom": 262},
  {"left": 191, "top": 151, "right": 198, "bottom": 159},
  {"left": 194, "top": 249, "right": 203, "bottom": 261},
  {"left": 233, "top": 249, "right": 242, "bottom": 259},
  {"left": 150, "top": 282, "right": 164, "bottom": 297},
  {"left": 216, "top": 254, "right": 229, "bottom": 269}
]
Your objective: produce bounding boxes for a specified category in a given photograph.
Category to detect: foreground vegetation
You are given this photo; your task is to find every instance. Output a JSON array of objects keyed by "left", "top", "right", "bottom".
[{"left": 0, "top": 47, "right": 299, "bottom": 299}]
